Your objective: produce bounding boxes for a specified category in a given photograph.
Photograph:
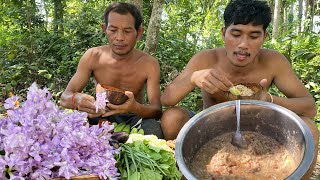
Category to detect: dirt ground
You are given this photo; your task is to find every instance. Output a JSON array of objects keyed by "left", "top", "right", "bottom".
[{"left": 310, "top": 145, "right": 320, "bottom": 180}]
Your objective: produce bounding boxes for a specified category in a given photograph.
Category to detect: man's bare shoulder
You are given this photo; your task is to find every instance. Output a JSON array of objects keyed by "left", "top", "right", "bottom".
[
  {"left": 188, "top": 48, "right": 222, "bottom": 67},
  {"left": 135, "top": 49, "right": 159, "bottom": 65},
  {"left": 84, "top": 45, "right": 110, "bottom": 57},
  {"left": 258, "top": 49, "right": 290, "bottom": 66},
  {"left": 192, "top": 48, "right": 220, "bottom": 58}
]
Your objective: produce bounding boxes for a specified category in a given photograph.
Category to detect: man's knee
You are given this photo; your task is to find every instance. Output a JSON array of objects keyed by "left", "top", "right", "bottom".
[
  {"left": 161, "top": 107, "right": 191, "bottom": 140},
  {"left": 161, "top": 107, "right": 190, "bottom": 125}
]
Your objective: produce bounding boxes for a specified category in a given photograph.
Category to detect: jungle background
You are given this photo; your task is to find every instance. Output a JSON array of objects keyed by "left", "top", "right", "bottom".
[{"left": 0, "top": 0, "right": 319, "bottom": 126}]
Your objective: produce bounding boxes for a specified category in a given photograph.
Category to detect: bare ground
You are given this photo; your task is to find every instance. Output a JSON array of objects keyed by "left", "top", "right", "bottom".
[{"left": 310, "top": 144, "right": 320, "bottom": 180}]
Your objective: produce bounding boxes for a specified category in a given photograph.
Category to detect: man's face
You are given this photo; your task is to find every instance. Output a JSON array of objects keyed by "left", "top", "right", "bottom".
[
  {"left": 104, "top": 12, "right": 143, "bottom": 56},
  {"left": 222, "top": 23, "right": 267, "bottom": 67}
]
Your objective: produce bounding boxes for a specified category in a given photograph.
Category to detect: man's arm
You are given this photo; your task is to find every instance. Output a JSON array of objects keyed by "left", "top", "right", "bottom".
[
  {"left": 60, "top": 49, "right": 100, "bottom": 116},
  {"left": 161, "top": 61, "right": 199, "bottom": 107},
  {"left": 271, "top": 52, "right": 316, "bottom": 118},
  {"left": 134, "top": 57, "right": 162, "bottom": 118},
  {"left": 161, "top": 50, "right": 233, "bottom": 107}
]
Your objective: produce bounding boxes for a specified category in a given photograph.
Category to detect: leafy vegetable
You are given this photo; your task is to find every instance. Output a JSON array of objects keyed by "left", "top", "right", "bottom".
[
  {"left": 116, "top": 134, "right": 182, "bottom": 180},
  {"left": 229, "top": 86, "right": 241, "bottom": 96}
]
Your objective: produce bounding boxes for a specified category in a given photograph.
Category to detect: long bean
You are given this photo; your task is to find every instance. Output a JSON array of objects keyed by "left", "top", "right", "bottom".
[{"left": 121, "top": 144, "right": 166, "bottom": 175}]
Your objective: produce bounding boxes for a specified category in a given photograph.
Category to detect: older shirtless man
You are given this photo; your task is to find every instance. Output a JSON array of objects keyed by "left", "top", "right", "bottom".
[
  {"left": 60, "top": 2, "right": 163, "bottom": 138},
  {"left": 160, "top": 0, "right": 318, "bottom": 178}
]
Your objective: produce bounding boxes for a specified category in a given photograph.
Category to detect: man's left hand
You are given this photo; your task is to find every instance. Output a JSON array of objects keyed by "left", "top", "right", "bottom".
[{"left": 102, "top": 91, "right": 137, "bottom": 117}]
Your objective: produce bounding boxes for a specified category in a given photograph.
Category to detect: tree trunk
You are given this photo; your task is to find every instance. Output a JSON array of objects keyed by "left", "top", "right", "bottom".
[
  {"left": 53, "top": 0, "right": 64, "bottom": 34},
  {"left": 144, "top": 0, "right": 164, "bottom": 55},
  {"left": 309, "top": 0, "right": 315, "bottom": 32},
  {"left": 298, "top": 0, "right": 303, "bottom": 33},
  {"left": 288, "top": 3, "right": 294, "bottom": 32},
  {"left": 272, "top": 0, "right": 281, "bottom": 41},
  {"left": 26, "top": 0, "right": 33, "bottom": 32},
  {"left": 42, "top": 0, "right": 50, "bottom": 30},
  {"left": 302, "top": 0, "right": 309, "bottom": 32},
  {"left": 127, "top": 0, "right": 143, "bottom": 17}
]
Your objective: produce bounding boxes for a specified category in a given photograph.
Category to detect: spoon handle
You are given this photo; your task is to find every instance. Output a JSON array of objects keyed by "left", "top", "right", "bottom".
[{"left": 236, "top": 100, "right": 241, "bottom": 132}]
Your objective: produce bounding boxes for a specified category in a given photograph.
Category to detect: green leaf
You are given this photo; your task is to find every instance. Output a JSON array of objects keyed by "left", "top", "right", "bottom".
[
  {"left": 293, "top": 50, "right": 307, "bottom": 59},
  {"left": 44, "top": 74, "right": 52, "bottom": 79},
  {"left": 38, "top": 70, "right": 48, "bottom": 74},
  {"left": 229, "top": 86, "right": 241, "bottom": 96},
  {"left": 140, "top": 168, "right": 162, "bottom": 180},
  {"left": 129, "top": 171, "right": 140, "bottom": 180}
]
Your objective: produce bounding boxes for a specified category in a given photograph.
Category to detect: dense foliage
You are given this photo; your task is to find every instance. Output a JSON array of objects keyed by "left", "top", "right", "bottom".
[{"left": 0, "top": 0, "right": 319, "bottom": 130}]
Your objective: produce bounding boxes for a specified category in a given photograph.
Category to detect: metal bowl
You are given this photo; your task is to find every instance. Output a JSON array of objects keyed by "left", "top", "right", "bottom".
[{"left": 175, "top": 100, "right": 314, "bottom": 180}]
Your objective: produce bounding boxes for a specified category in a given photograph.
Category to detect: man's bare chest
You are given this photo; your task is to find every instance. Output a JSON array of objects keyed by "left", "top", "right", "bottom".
[{"left": 93, "top": 66, "right": 146, "bottom": 91}]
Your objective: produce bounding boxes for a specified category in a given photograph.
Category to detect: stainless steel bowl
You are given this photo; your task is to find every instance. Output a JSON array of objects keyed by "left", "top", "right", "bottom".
[{"left": 175, "top": 100, "right": 314, "bottom": 180}]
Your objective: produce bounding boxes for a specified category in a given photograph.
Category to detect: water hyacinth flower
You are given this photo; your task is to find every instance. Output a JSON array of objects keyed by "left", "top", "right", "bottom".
[
  {"left": 0, "top": 82, "right": 120, "bottom": 179},
  {"left": 4, "top": 95, "right": 20, "bottom": 117},
  {"left": 94, "top": 84, "right": 109, "bottom": 113},
  {"left": 4, "top": 95, "right": 20, "bottom": 110}
]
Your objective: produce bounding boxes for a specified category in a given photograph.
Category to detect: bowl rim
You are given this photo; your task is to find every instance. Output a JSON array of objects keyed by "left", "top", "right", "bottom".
[
  {"left": 100, "top": 84, "right": 126, "bottom": 93},
  {"left": 175, "top": 100, "right": 315, "bottom": 180}
]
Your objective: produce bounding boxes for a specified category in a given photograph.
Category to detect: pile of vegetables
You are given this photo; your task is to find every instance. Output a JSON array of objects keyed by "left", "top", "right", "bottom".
[
  {"left": 113, "top": 122, "right": 144, "bottom": 135},
  {"left": 116, "top": 134, "right": 182, "bottom": 180},
  {"left": 0, "top": 83, "right": 182, "bottom": 179}
]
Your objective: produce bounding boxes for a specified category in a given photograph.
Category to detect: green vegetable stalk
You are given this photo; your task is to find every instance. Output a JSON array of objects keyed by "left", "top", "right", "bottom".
[{"left": 116, "top": 134, "right": 182, "bottom": 180}]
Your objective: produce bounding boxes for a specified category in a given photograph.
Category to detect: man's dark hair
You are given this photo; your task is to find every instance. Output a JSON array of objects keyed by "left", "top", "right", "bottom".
[
  {"left": 224, "top": 0, "right": 271, "bottom": 31},
  {"left": 104, "top": 2, "right": 143, "bottom": 31}
]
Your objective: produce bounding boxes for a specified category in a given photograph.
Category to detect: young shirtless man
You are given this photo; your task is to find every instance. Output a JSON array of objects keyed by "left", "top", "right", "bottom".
[
  {"left": 160, "top": 0, "right": 318, "bottom": 178},
  {"left": 60, "top": 2, "right": 163, "bottom": 138}
]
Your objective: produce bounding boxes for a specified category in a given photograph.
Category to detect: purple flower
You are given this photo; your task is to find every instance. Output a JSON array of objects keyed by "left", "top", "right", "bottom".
[
  {"left": 95, "top": 91, "right": 108, "bottom": 113},
  {"left": 31, "top": 167, "right": 52, "bottom": 180},
  {"left": 0, "top": 83, "right": 120, "bottom": 179},
  {"left": 0, "top": 156, "right": 6, "bottom": 174},
  {"left": 55, "top": 161, "right": 79, "bottom": 179},
  {"left": 4, "top": 96, "right": 19, "bottom": 110}
]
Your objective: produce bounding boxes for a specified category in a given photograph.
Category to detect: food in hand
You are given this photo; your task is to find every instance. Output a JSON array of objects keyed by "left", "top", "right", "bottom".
[
  {"left": 229, "top": 84, "right": 255, "bottom": 96},
  {"left": 98, "top": 84, "right": 128, "bottom": 105},
  {"left": 229, "top": 86, "right": 241, "bottom": 96}
]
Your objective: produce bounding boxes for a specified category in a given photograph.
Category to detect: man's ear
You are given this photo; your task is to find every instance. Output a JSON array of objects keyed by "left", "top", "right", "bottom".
[
  {"left": 101, "top": 23, "right": 107, "bottom": 34},
  {"left": 263, "top": 31, "right": 269, "bottom": 41},
  {"left": 136, "top": 26, "right": 144, "bottom": 40},
  {"left": 221, "top": 27, "right": 226, "bottom": 39}
]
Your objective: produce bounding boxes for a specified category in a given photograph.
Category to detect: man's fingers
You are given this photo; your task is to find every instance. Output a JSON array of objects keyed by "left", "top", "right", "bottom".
[
  {"left": 207, "top": 76, "right": 229, "bottom": 92},
  {"left": 87, "top": 113, "right": 102, "bottom": 118},
  {"left": 124, "top": 91, "right": 134, "bottom": 99},
  {"left": 202, "top": 81, "right": 219, "bottom": 94},
  {"left": 259, "top": 78, "right": 268, "bottom": 90},
  {"left": 102, "top": 110, "right": 121, "bottom": 117},
  {"left": 210, "top": 69, "right": 233, "bottom": 89},
  {"left": 106, "top": 103, "right": 119, "bottom": 110},
  {"left": 79, "top": 106, "right": 100, "bottom": 115}
]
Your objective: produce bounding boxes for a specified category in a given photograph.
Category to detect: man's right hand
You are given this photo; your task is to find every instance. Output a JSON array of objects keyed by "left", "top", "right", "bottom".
[
  {"left": 259, "top": 79, "right": 273, "bottom": 103},
  {"left": 74, "top": 93, "right": 105, "bottom": 118},
  {"left": 190, "top": 68, "right": 233, "bottom": 94}
]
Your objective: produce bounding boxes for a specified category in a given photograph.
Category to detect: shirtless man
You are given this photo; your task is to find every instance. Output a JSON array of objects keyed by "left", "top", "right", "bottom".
[
  {"left": 60, "top": 2, "right": 163, "bottom": 138},
  {"left": 160, "top": 0, "right": 318, "bottom": 178}
]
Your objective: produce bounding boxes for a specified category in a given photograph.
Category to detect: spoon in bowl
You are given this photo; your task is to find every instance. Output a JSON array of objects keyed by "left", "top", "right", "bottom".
[{"left": 231, "top": 100, "right": 248, "bottom": 149}]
